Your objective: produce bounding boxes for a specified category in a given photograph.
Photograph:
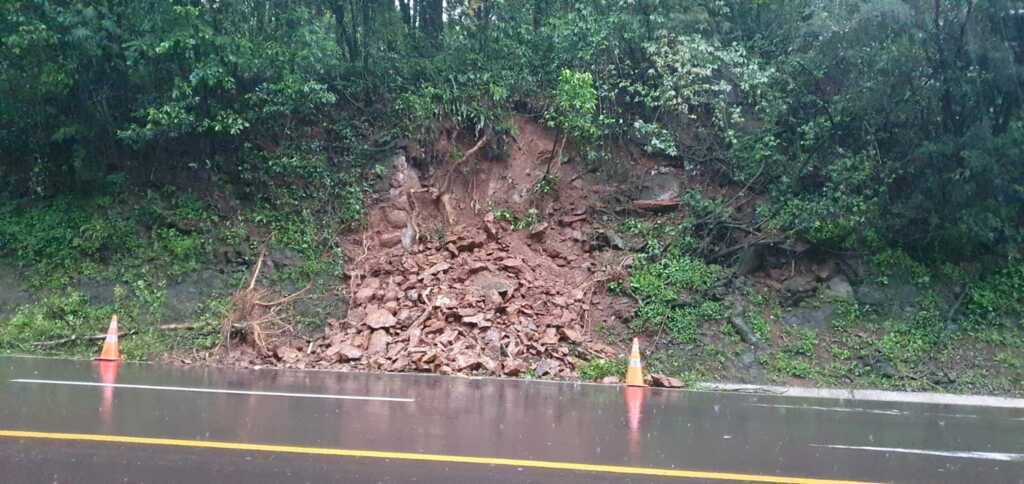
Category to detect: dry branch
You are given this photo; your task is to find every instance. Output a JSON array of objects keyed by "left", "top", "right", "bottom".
[
  {"left": 33, "top": 330, "right": 137, "bottom": 347},
  {"left": 31, "top": 322, "right": 220, "bottom": 347},
  {"left": 255, "top": 282, "right": 312, "bottom": 306},
  {"left": 442, "top": 134, "right": 489, "bottom": 194},
  {"left": 218, "top": 248, "right": 310, "bottom": 355},
  {"left": 631, "top": 199, "right": 680, "bottom": 211}
]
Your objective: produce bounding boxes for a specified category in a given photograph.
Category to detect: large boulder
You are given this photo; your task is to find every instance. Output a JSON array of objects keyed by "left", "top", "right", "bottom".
[
  {"left": 823, "top": 275, "right": 855, "bottom": 301},
  {"left": 638, "top": 173, "right": 681, "bottom": 201},
  {"left": 854, "top": 283, "right": 920, "bottom": 309},
  {"left": 781, "top": 305, "right": 836, "bottom": 329}
]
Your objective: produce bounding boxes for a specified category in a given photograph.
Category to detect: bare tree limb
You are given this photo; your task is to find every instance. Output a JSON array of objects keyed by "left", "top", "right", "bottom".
[
  {"left": 442, "top": 134, "right": 489, "bottom": 194},
  {"left": 33, "top": 330, "right": 138, "bottom": 348}
]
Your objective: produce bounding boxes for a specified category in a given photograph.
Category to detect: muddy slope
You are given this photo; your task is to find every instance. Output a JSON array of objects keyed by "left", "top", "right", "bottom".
[{"left": 246, "top": 117, "right": 631, "bottom": 377}]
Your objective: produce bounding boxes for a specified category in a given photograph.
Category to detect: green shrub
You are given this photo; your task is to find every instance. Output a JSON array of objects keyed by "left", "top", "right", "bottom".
[
  {"left": 545, "top": 69, "right": 598, "bottom": 145},
  {"left": 877, "top": 292, "right": 947, "bottom": 364},
  {"left": 872, "top": 249, "right": 931, "bottom": 286},
  {"left": 629, "top": 254, "right": 726, "bottom": 342},
  {"left": 965, "top": 261, "right": 1024, "bottom": 329},
  {"left": 576, "top": 357, "right": 627, "bottom": 381},
  {"left": 0, "top": 290, "right": 106, "bottom": 353}
]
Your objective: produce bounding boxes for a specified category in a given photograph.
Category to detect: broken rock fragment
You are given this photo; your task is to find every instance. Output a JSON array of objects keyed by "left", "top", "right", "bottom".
[
  {"left": 275, "top": 345, "right": 303, "bottom": 364},
  {"left": 367, "top": 330, "right": 391, "bottom": 354},
  {"left": 365, "top": 308, "right": 398, "bottom": 329},
  {"left": 534, "top": 358, "right": 561, "bottom": 377},
  {"left": 325, "top": 342, "right": 364, "bottom": 362},
  {"left": 560, "top": 327, "right": 583, "bottom": 343},
  {"left": 460, "top": 313, "right": 491, "bottom": 327},
  {"left": 353, "top": 286, "right": 376, "bottom": 305},
  {"left": 452, "top": 352, "right": 480, "bottom": 371},
  {"left": 502, "top": 359, "right": 528, "bottom": 376},
  {"left": 424, "top": 261, "right": 451, "bottom": 276},
  {"left": 650, "top": 373, "right": 684, "bottom": 388},
  {"left": 538, "top": 327, "right": 560, "bottom": 346}
]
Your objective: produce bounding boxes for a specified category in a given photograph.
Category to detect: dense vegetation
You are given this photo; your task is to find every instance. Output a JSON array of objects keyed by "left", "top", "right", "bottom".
[
  {"left": 5, "top": 1, "right": 1023, "bottom": 254},
  {"left": 1, "top": 1, "right": 1022, "bottom": 383}
]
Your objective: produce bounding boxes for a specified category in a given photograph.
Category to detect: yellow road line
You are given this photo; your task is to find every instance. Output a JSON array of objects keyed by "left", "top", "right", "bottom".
[{"left": 0, "top": 430, "right": 876, "bottom": 484}]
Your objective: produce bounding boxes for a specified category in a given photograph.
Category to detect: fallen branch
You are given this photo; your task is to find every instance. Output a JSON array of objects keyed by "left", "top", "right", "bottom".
[
  {"left": 722, "top": 158, "right": 766, "bottom": 210},
  {"left": 255, "top": 282, "right": 313, "bottom": 307},
  {"left": 32, "top": 322, "right": 213, "bottom": 347},
  {"left": 631, "top": 199, "right": 680, "bottom": 211},
  {"left": 223, "top": 249, "right": 268, "bottom": 353},
  {"left": 247, "top": 249, "right": 265, "bottom": 291},
  {"left": 33, "top": 330, "right": 138, "bottom": 348},
  {"left": 543, "top": 132, "right": 568, "bottom": 177},
  {"left": 710, "top": 236, "right": 786, "bottom": 261},
  {"left": 442, "top": 133, "right": 489, "bottom": 194},
  {"left": 156, "top": 323, "right": 203, "bottom": 331}
]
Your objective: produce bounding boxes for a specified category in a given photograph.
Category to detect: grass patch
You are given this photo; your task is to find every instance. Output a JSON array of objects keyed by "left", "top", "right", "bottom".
[
  {"left": 628, "top": 252, "right": 725, "bottom": 343},
  {"left": 576, "top": 357, "right": 627, "bottom": 381},
  {"left": 491, "top": 206, "right": 541, "bottom": 231},
  {"left": 761, "top": 326, "right": 819, "bottom": 380},
  {"left": 0, "top": 160, "right": 368, "bottom": 360},
  {"left": 875, "top": 292, "right": 947, "bottom": 365},
  {"left": 0, "top": 287, "right": 225, "bottom": 360},
  {"left": 964, "top": 260, "right": 1024, "bottom": 330}
]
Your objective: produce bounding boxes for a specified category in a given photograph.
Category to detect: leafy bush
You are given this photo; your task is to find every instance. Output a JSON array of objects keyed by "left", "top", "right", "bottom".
[
  {"left": 638, "top": 32, "right": 775, "bottom": 142},
  {"left": 725, "top": 1, "right": 1024, "bottom": 258},
  {"left": 629, "top": 253, "right": 726, "bottom": 342},
  {"left": 965, "top": 261, "right": 1024, "bottom": 330},
  {"left": 0, "top": 199, "right": 140, "bottom": 285},
  {"left": 0, "top": 291, "right": 104, "bottom": 352},
  {"left": 576, "top": 357, "right": 627, "bottom": 381},
  {"left": 545, "top": 69, "right": 598, "bottom": 144}
]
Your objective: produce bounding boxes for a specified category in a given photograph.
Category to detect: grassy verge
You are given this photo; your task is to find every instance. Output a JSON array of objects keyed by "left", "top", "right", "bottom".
[
  {"left": 0, "top": 163, "right": 369, "bottom": 360},
  {"left": 573, "top": 199, "right": 1024, "bottom": 396}
]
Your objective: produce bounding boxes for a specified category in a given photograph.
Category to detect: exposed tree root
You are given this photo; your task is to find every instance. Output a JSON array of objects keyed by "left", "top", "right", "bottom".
[{"left": 218, "top": 250, "right": 310, "bottom": 355}]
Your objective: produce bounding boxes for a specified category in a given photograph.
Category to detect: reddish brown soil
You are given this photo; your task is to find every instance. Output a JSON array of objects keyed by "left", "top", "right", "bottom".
[{"left": 237, "top": 116, "right": 635, "bottom": 377}]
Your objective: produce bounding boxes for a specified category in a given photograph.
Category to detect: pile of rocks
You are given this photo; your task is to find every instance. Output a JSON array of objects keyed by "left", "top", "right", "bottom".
[{"left": 272, "top": 220, "right": 621, "bottom": 377}]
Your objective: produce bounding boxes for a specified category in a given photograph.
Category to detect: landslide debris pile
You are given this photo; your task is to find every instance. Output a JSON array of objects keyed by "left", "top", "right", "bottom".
[
  {"left": 315, "top": 224, "right": 619, "bottom": 377},
  {"left": 266, "top": 118, "right": 626, "bottom": 377}
]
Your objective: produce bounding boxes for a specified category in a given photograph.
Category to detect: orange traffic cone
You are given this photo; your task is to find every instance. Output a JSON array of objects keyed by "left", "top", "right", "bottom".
[
  {"left": 93, "top": 315, "right": 121, "bottom": 361},
  {"left": 624, "top": 337, "right": 646, "bottom": 387}
]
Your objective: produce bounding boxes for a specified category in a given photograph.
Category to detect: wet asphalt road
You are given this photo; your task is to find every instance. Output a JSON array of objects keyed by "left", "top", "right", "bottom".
[{"left": 0, "top": 356, "right": 1021, "bottom": 483}]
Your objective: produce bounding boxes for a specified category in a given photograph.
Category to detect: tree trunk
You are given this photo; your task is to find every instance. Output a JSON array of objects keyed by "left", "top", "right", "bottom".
[
  {"left": 419, "top": 0, "right": 443, "bottom": 41},
  {"left": 532, "top": 0, "right": 546, "bottom": 31},
  {"left": 348, "top": 0, "right": 361, "bottom": 61},
  {"left": 330, "top": 1, "right": 357, "bottom": 61},
  {"left": 398, "top": 0, "right": 411, "bottom": 28},
  {"left": 361, "top": 0, "right": 371, "bottom": 71},
  {"left": 934, "top": 0, "right": 955, "bottom": 134}
]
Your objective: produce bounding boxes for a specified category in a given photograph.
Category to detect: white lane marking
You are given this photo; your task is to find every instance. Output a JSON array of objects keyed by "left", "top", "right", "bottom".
[
  {"left": 812, "top": 444, "right": 1024, "bottom": 462},
  {"left": 703, "top": 382, "right": 1024, "bottom": 408},
  {"left": 922, "top": 413, "right": 978, "bottom": 419},
  {"left": 748, "top": 403, "right": 906, "bottom": 416},
  {"left": 751, "top": 403, "right": 989, "bottom": 420},
  {"left": 10, "top": 379, "right": 414, "bottom": 403}
]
